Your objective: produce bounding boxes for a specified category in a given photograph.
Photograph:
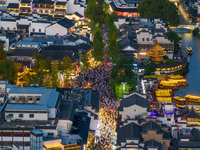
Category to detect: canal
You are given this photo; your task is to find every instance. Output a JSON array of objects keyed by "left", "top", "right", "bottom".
[{"left": 175, "top": 33, "right": 200, "bottom": 97}]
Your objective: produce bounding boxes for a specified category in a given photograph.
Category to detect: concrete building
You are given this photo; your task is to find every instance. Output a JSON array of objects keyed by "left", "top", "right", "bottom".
[{"left": 5, "top": 85, "right": 61, "bottom": 121}]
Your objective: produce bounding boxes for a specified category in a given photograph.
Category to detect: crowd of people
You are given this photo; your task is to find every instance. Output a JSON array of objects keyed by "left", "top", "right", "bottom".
[{"left": 74, "top": 61, "right": 118, "bottom": 149}]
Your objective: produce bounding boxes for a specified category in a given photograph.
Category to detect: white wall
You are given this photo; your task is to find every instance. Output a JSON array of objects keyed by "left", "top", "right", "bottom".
[
  {"left": 0, "top": 35, "right": 9, "bottom": 51},
  {"left": 48, "top": 108, "right": 57, "bottom": 119},
  {"left": 0, "top": 20, "right": 17, "bottom": 30},
  {"left": 57, "top": 120, "right": 72, "bottom": 135},
  {"left": 156, "top": 36, "right": 171, "bottom": 43},
  {"left": 5, "top": 112, "right": 48, "bottom": 121},
  {"left": 31, "top": 22, "right": 51, "bottom": 33},
  {"left": 8, "top": 93, "right": 42, "bottom": 98},
  {"left": 137, "top": 32, "right": 153, "bottom": 43},
  {"left": 119, "top": 105, "right": 147, "bottom": 122},
  {"left": 67, "top": 0, "right": 85, "bottom": 16},
  {"left": 17, "top": 18, "right": 31, "bottom": 25},
  {"left": 114, "top": 18, "right": 128, "bottom": 29},
  {"left": 46, "top": 23, "right": 68, "bottom": 36},
  {"left": 6, "top": 0, "right": 19, "bottom": 5},
  {"left": 2, "top": 136, "right": 30, "bottom": 142},
  {"left": 40, "top": 129, "right": 58, "bottom": 138}
]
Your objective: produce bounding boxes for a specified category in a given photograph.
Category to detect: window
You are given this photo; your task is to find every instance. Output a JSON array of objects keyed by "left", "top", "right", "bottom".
[
  {"left": 39, "top": 29, "right": 41, "bottom": 32},
  {"left": 33, "top": 28, "right": 35, "bottom": 32},
  {"left": 147, "top": 38, "right": 149, "bottom": 41},
  {"left": 7, "top": 27, "right": 10, "bottom": 31},
  {"left": 45, "top": 10, "right": 48, "bottom": 13},
  {"left": 9, "top": 114, "right": 13, "bottom": 117},
  {"left": 19, "top": 114, "right": 23, "bottom": 118},
  {"left": 13, "top": 27, "right": 16, "bottom": 31},
  {"left": 142, "top": 38, "right": 144, "bottom": 41},
  {"left": 29, "top": 114, "right": 34, "bottom": 118}
]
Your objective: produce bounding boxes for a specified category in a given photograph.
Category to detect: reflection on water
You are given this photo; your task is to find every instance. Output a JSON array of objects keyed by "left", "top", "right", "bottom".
[{"left": 175, "top": 33, "right": 200, "bottom": 97}]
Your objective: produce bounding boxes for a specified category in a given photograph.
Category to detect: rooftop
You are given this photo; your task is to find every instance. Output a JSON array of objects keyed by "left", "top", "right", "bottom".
[
  {"left": 5, "top": 104, "right": 48, "bottom": 111},
  {"left": 8, "top": 86, "right": 59, "bottom": 108}
]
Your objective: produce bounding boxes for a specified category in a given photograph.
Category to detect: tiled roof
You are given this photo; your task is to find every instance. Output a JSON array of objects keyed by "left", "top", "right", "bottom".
[
  {"left": 144, "top": 139, "right": 162, "bottom": 150},
  {"left": 117, "top": 122, "right": 142, "bottom": 145},
  {"left": 57, "top": 18, "right": 75, "bottom": 29},
  {"left": 118, "top": 92, "right": 149, "bottom": 111},
  {"left": 12, "top": 48, "right": 38, "bottom": 57},
  {"left": 56, "top": 1, "right": 66, "bottom": 5},
  {"left": 7, "top": 3, "right": 19, "bottom": 9}
]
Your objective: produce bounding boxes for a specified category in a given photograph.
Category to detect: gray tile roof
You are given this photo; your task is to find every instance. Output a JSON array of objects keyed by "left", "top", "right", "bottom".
[
  {"left": 144, "top": 139, "right": 162, "bottom": 150},
  {"left": 117, "top": 122, "right": 142, "bottom": 145},
  {"left": 118, "top": 92, "right": 149, "bottom": 111}
]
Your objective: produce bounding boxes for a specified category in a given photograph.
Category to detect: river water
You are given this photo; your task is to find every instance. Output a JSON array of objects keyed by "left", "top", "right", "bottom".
[{"left": 175, "top": 33, "right": 200, "bottom": 97}]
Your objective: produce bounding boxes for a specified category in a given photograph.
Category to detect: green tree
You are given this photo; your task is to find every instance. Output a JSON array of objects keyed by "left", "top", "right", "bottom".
[
  {"left": 51, "top": 63, "right": 58, "bottom": 88},
  {"left": 108, "top": 25, "right": 121, "bottom": 62},
  {"left": 92, "top": 27, "right": 104, "bottom": 62},
  {"left": 32, "top": 52, "right": 46, "bottom": 85},
  {"left": 81, "top": 53, "right": 90, "bottom": 70},
  {"left": 165, "top": 31, "right": 180, "bottom": 53},
  {"left": 0, "top": 44, "right": 7, "bottom": 63},
  {"left": 144, "top": 62, "right": 156, "bottom": 75},
  {"left": 137, "top": 0, "right": 180, "bottom": 26},
  {"left": 110, "top": 55, "right": 137, "bottom": 99},
  {"left": 45, "top": 56, "right": 52, "bottom": 73},
  {"left": 85, "top": 0, "right": 105, "bottom": 25},
  {"left": 63, "top": 56, "right": 74, "bottom": 82},
  {"left": 0, "top": 60, "right": 18, "bottom": 84}
]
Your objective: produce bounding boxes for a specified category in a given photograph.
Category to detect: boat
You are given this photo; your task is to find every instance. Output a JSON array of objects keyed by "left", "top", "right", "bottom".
[{"left": 186, "top": 47, "right": 192, "bottom": 55}]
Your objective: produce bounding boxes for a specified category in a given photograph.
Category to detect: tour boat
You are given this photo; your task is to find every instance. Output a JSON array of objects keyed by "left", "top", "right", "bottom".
[{"left": 186, "top": 47, "right": 192, "bottom": 55}]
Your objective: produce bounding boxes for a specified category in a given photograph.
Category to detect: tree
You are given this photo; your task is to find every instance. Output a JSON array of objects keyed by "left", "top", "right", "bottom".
[
  {"left": 108, "top": 25, "right": 121, "bottom": 62},
  {"left": 81, "top": 53, "right": 90, "bottom": 70},
  {"left": 144, "top": 62, "right": 156, "bottom": 75},
  {"left": 45, "top": 56, "right": 52, "bottom": 73},
  {"left": 0, "top": 60, "right": 18, "bottom": 84},
  {"left": 106, "top": 12, "right": 118, "bottom": 28},
  {"left": 137, "top": 0, "right": 180, "bottom": 26},
  {"left": 62, "top": 56, "right": 74, "bottom": 84},
  {"left": 0, "top": 44, "right": 7, "bottom": 63},
  {"left": 110, "top": 55, "right": 137, "bottom": 99},
  {"left": 92, "top": 27, "right": 104, "bottom": 62},
  {"left": 165, "top": 31, "right": 180, "bottom": 53},
  {"left": 51, "top": 63, "right": 58, "bottom": 88},
  {"left": 32, "top": 52, "right": 46, "bottom": 85},
  {"left": 85, "top": 0, "right": 105, "bottom": 25}
]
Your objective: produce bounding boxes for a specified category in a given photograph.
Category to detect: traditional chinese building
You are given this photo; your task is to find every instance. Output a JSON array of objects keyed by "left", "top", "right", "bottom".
[{"left": 147, "top": 39, "right": 166, "bottom": 64}]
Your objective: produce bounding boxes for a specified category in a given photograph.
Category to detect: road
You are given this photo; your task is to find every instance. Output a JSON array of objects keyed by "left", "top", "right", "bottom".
[{"left": 178, "top": 4, "right": 191, "bottom": 25}]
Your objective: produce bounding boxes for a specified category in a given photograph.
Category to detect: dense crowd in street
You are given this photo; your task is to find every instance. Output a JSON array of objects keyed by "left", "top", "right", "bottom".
[{"left": 74, "top": 61, "right": 117, "bottom": 149}]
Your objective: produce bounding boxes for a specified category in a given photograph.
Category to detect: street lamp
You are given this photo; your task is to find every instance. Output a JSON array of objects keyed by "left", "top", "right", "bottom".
[{"left": 121, "top": 82, "right": 127, "bottom": 94}]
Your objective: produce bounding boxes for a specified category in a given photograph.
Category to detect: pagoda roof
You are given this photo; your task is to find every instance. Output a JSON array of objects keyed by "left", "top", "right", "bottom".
[{"left": 185, "top": 106, "right": 200, "bottom": 118}]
